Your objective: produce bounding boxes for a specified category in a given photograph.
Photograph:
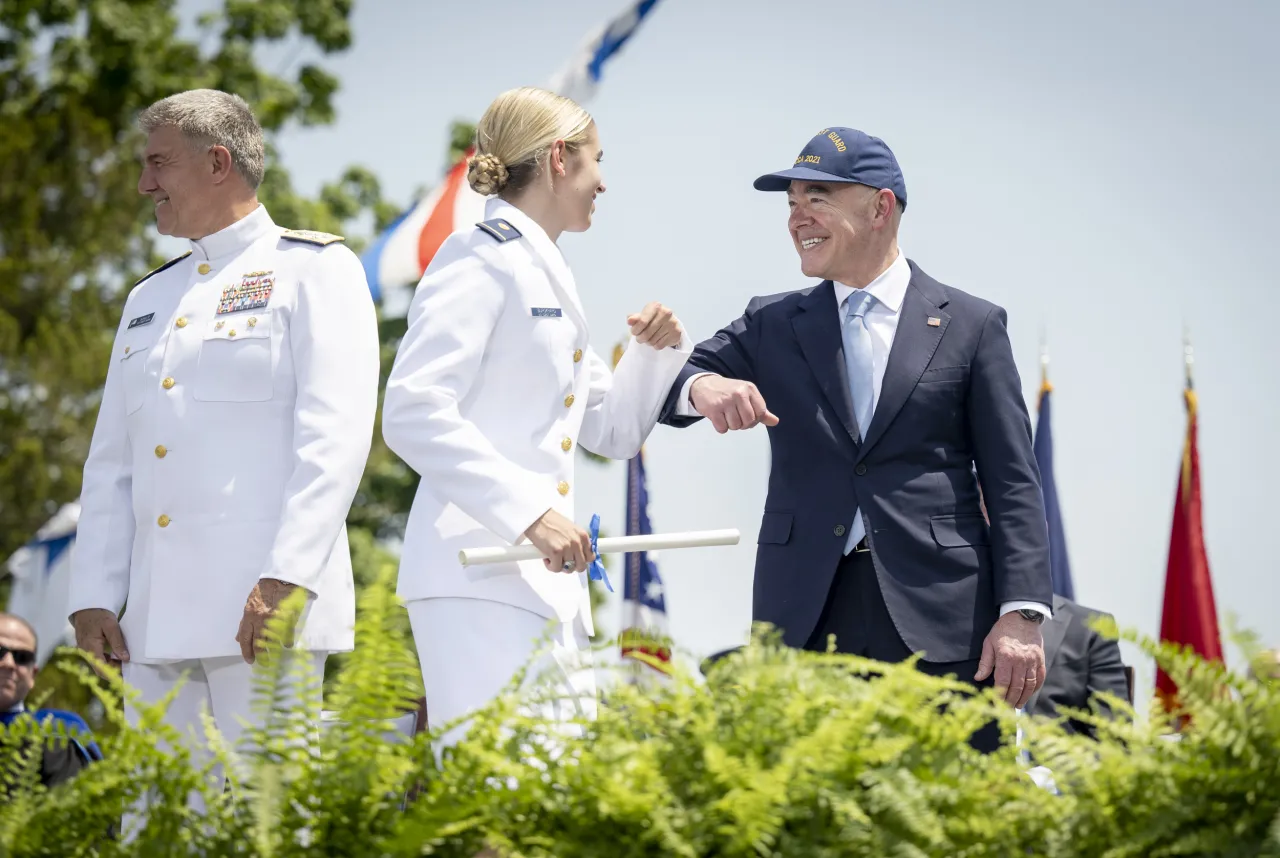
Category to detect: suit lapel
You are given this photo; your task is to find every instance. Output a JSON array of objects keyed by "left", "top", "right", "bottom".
[
  {"left": 792, "top": 282, "right": 860, "bottom": 453},
  {"left": 857, "top": 271, "right": 949, "bottom": 459}
]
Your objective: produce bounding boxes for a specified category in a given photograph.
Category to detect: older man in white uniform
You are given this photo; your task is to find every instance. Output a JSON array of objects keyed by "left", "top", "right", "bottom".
[{"left": 67, "top": 89, "right": 378, "bottom": 779}]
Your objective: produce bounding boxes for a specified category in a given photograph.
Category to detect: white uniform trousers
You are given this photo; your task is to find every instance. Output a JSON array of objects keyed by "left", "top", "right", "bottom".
[
  {"left": 408, "top": 597, "right": 596, "bottom": 755},
  {"left": 121, "top": 651, "right": 326, "bottom": 821}
]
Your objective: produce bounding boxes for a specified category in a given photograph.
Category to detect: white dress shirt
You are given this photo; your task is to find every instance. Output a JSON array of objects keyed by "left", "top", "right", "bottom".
[{"left": 678, "top": 250, "right": 1050, "bottom": 621}]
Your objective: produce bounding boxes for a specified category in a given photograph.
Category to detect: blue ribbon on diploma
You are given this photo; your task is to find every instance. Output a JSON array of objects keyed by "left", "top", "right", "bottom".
[{"left": 588, "top": 514, "right": 613, "bottom": 592}]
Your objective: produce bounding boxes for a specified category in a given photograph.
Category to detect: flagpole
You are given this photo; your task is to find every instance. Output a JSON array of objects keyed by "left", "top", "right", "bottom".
[
  {"left": 1183, "top": 324, "right": 1195, "bottom": 391},
  {"left": 1039, "top": 330, "right": 1051, "bottom": 398},
  {"left": 615, "top": 340, "right": 642, "bottom": 687}
]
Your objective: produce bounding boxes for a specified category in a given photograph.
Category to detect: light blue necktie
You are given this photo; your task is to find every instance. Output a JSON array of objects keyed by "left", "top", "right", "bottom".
[{"left": 841, "top": 289, "right": 877, "bottom": 554}]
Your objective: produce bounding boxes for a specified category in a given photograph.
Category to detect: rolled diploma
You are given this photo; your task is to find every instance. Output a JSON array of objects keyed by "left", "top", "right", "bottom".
[{"left": 458, "top": 529, "right": 740, "bottom": 567}]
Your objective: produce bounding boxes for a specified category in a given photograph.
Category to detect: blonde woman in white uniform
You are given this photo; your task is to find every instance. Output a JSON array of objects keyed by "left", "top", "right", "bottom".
[{"left": 382, "top": 87, "right": 691, "bottom": 749}]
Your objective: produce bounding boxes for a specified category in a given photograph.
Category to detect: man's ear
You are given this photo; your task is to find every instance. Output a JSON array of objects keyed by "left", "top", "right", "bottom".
[
  {"left": 874, "top": 188, "right": 897, "bottom": 225},
  {"left": 210, "top": 144, "right": 235, "bottom": 184}
]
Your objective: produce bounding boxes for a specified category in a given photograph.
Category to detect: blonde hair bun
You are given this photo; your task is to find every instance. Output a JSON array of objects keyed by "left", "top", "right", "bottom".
[
  {"left": 467, "top": 152, "right": 510, "bottom": 196},
  {"left": 469, "top": 87, "right": 594, "bottom": 198}
]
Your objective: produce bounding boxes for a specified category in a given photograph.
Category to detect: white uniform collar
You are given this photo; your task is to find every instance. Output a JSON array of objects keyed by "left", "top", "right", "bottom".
[
  {"left": 833, "top": 249, "right": 911, "bottom": 313},
  {"left": 483, "top": 197, "right": 584, "bottom": 325},
  {"left": 189, "top": 205, "right": 276, "bottom": 262},
  {"left": 484, "top": 197, "right": 568, "bottom": 270},
  {"left": 4, "top": 702, "right": 24, "bottom": 714}
]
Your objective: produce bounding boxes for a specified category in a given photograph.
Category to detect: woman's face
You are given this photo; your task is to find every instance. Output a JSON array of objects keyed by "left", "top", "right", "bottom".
[{"left": 557, "top": 123, "right": 606, "bottom": 233}]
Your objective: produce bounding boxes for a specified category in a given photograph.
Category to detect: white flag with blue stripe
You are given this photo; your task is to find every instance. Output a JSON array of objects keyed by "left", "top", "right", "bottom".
[{"left": 546, "top": 0, "right": 663, "bottom": 104}]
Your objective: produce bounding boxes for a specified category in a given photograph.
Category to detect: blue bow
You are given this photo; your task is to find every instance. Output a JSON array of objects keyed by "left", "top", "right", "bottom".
[{"left": 588, "top": 514, "right": 613, "bottom": 593}]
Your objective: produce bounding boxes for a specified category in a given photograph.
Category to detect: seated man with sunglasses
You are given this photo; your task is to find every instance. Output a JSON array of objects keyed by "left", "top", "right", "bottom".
[{"left": 0, "top": 613, "right": 102, "bottom": 790}]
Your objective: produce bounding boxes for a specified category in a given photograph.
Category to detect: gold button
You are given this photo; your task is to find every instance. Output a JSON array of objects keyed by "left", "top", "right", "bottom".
[
  {"left": 564, "top": 394, "right": 575, "bottom": 408},
  {"left": 573, "top": 349, "right": 583, "bottom": 363},
  {"left": 557, "top": 481, "right": 570, "bottom": 496},
  {"left": 247, "top": 317, "right": 257, "bottom": 328},
  {"left": 123, "top": 346, "right": 130, "bottom": 354},
  {"left": 175, "top": 317, "right": 188, "bottom": 329},
  {"left": 162, "top": 377, "right": 175, "bottom": 389},
  {"left": 561, "top": 437, "right": 572, "bottom": 452},
  {"left": 157, "top": 514, "right": 170, "bottom": 528},
  {"left": 197, "top": 263, "right": 211, "bottom": 275},
  {"left": 229, "top": 329, "right": 237, "bottom": 337},
  {"left": 215, "top": 320, "right": 224, "bottom": 330},
  {"left": 154, "top": 445, "right": 167, "bottom": 459}
]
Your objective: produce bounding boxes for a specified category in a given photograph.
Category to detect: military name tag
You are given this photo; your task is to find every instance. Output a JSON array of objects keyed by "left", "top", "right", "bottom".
[
  {"left": 217, "top": 271, "right": 275, "bottom": 316},
  {"left": 531, "top": 307, "right": 563, "bottom": 318},
  {"left": 127, "top": 313, "right": 155, "bottom": 329}
]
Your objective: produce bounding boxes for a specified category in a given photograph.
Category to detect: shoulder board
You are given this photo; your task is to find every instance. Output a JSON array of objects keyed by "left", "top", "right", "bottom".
[
  {"left": 280, "top": 229, "right": 345, "bottom": 246},
  {"left": 475, "top": 218, "right": 522, "bottom": 243},
  {"left": 134, "top": 251, "right": 191, "bottom": 286}
]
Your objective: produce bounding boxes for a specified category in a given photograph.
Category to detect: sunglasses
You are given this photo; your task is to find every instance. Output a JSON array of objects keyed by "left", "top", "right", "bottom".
[{"left": 0, "top": 646, "right": 36, "bottom": 668}]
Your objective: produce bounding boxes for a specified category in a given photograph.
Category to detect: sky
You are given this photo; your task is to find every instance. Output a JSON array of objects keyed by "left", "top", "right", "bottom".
[{"left": 177, "top": 0, "right": 1280, "bottom": 701}]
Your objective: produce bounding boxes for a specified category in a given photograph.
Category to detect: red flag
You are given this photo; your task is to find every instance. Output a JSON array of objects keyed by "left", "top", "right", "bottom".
[{"left": 1156, "top": 384, "right": 1223, "bottom": 713}]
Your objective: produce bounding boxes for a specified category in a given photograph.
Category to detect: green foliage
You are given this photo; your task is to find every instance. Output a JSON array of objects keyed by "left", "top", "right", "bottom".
[{"left": 4, "top": 605, "right": 1280, "bottom": 857}]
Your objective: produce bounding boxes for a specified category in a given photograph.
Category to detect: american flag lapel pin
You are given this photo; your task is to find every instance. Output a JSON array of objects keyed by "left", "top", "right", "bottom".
[{"left": 927, "top": 316, "right": 941, "bottom": 327}]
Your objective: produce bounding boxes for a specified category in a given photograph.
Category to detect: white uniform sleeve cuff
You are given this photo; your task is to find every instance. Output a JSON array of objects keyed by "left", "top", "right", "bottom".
[{"left": 674, "top": 372, "right": 716, "bottom": 417}]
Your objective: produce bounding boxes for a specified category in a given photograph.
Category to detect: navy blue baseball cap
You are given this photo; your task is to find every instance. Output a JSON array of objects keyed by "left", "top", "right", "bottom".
[{"left": 754, "top": 127, "right": 907, "bottom": 209}]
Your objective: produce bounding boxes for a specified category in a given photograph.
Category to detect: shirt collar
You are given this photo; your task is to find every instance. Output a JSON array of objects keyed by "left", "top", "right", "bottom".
[
  {"left": 189, "top": 205, "right": 277, "bottom": 262},
  {"left": 484, "top": 197, "right": 565, "bottom": 263},
  {"left": 483, "top": 196, "right": 577, "bottom": 296},
  {"left": 4, "top": 702, "right": 24, "bottom": 715},
  {"left": 833, "top": 249, "right": 911, "bottom": 313}
]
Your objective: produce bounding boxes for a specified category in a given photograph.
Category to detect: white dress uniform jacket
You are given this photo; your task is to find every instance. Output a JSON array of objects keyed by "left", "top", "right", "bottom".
[
  {"left": 68, "top": 205, "right": 379, "bottom": 662},
  {"left": 382, "top": 198, "right": 691, "bottom": 635}
]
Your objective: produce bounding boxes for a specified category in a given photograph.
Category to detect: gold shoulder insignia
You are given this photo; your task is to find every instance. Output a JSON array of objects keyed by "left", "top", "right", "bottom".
[
  {"left": 281, "top": 228, "right": 346, "bottom": 246},
  {"left": 476, "top": 218, "right": 522, "bottom": 243},
  {"left": 134, "top": 251, "right": 192, "bottom": 286}
]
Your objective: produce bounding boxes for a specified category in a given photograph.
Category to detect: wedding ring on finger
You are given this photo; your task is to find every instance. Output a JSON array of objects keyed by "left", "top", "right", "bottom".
[{"left": 562, "top": 561, "right": 575, "bottom": 572}]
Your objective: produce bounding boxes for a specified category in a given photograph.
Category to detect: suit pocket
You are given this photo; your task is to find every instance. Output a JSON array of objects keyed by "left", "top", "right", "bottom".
[
  {"left": 118, "top": 343, "right": 151, "bottom": 415},
  {"left": 193, "top": 312, "right": 274, "bottom": 402},
  {"left": 757, "top": 511, "right": 793, "bottom": 545},
  {"left": 930, "top": 513, "right": 989, "bottom": 547},
  {"left": 919, "top": 365, "right": 968, "bottom": 384}
]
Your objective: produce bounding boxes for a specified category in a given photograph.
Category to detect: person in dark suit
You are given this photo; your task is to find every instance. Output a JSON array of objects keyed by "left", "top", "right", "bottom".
[
  {"left": 661, "top": 128, "right": 1053, "bottom": 741},
  {"left": 0, "top": 613, "right": 100, "bottom": 791},
  {"left": 1022, "top": 595, "right": 1130, "bottom": 738}
]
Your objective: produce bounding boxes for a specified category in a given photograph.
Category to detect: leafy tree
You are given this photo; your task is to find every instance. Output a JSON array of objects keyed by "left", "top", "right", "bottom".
[{"left": 0, "top": 0, "right": 372, "bottom": 565}]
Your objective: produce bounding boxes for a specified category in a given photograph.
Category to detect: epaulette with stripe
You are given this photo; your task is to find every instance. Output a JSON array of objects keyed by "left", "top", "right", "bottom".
[
  {"left": 281, "top": 228, "right": 345, "bottom": 246},
  {"left": 135, "top": 251, "right": 192, "bottom": 286},
  {"left": 476, "top": 219, "right": 522, "bottom": 242}
]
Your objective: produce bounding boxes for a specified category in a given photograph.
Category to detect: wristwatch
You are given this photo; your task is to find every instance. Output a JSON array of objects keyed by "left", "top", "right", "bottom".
[{"left": 1017, "top": 608, "right": 1047, "bottom": 624}]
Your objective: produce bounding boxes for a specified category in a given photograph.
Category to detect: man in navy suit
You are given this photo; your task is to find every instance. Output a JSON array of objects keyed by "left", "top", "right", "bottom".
[{"left": 661, "top": 129, "right": 1053, "bottom": 739}]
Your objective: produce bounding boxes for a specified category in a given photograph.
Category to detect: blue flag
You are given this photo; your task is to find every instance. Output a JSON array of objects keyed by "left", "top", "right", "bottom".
[
  {"left": 1033, "top": 384, "right": 1074, "bottom": 599},
  {"left": 619, "top": 450, "right": 672, "bottom": 675}
]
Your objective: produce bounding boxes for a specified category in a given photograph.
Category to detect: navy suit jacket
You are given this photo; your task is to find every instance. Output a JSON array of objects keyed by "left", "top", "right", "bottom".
[
  {"left": 661, "top": 260, "right": 1052, "bottom": 662},
  {"left": 1024, "top": 595, "right": 1131, "bottom": 737}
]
